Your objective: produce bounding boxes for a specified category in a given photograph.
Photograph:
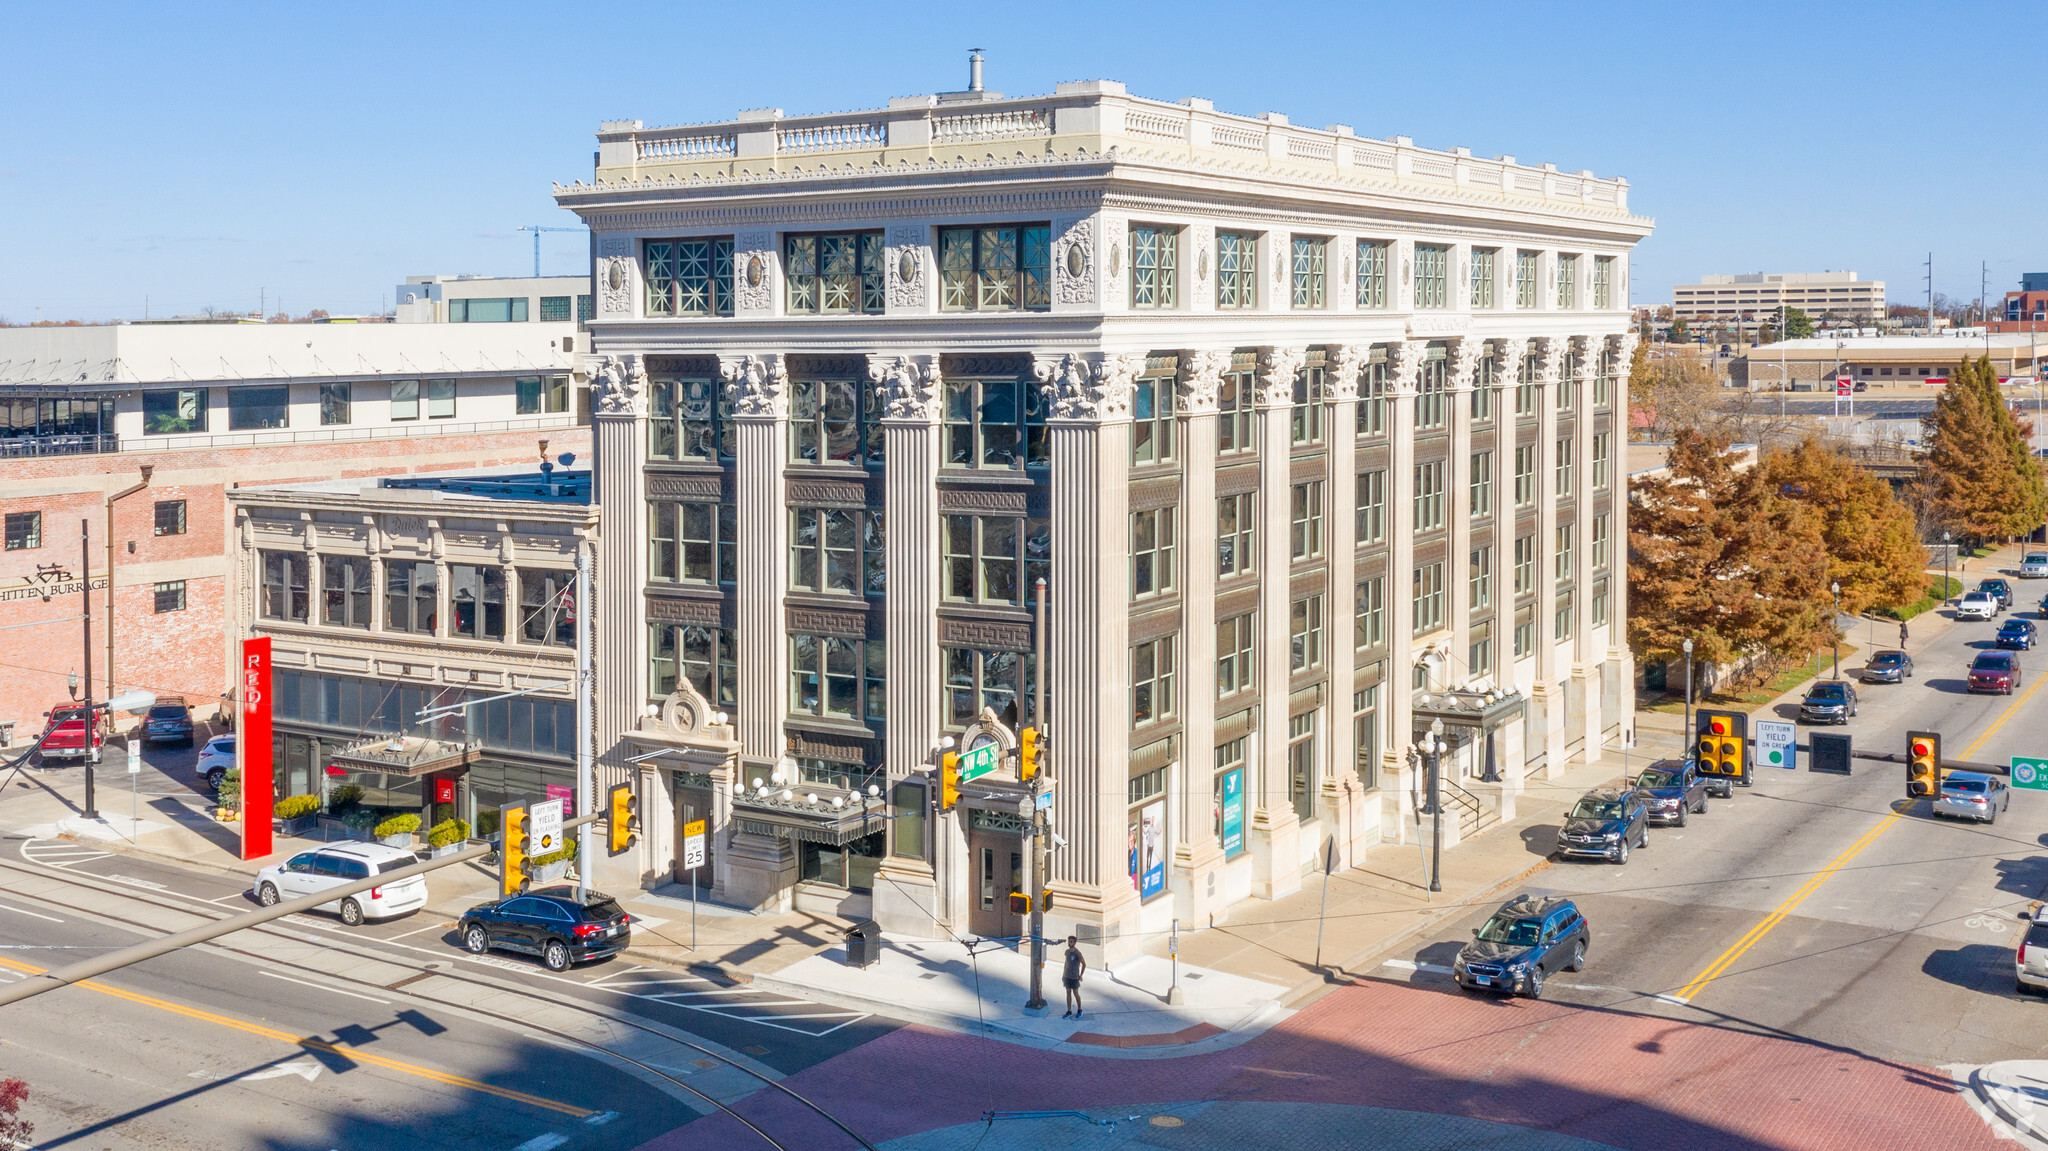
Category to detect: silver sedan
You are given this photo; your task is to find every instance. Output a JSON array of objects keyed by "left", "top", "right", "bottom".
[{"left": 1932, "top": 772, "right": 2011, "bottom": 824}]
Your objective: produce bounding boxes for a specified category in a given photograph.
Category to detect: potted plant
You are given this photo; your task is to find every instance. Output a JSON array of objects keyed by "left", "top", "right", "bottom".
[
  {"left": 425, "top": 817, "right": 471, "bottom": 858},
  {"left": 273, "top": 794, "right": 320, "bottom": 837},
  {"left": 340, "top": 809, "right": 379, "bottom": 842},
  {"left": 529, "top": 844, "right": 576, "bottom": 885},
  {"left": 374, "top": 812, "right": 421, "bottom": 849},
  {"left": 215, "top": 768, "right": 242, "bottom": 822}
]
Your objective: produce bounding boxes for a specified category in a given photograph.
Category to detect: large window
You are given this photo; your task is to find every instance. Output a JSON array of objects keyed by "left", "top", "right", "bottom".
[
  {"left": 1131, "top": 636, "right": 1176, "bottom": 726},
  {"left": 1413, "top": 461, "right": 1444, "bottom": 532},
  {"left": 1592, "top": 432, "right": 1611, "bottom": 489},
  {"left": 1556, "top": 437, "right": 1574, "bottom": 493},
  {"left": 1357, "top": 469, "right": 1385, "bottom": 544},
  {"left": 1414, "top": 243, "right": 1449, "bottom": 310},
  {"left": 645, "top": 237, "right": 734, "bottom": 317},
  {"left": 540, "top": 295, "right": 572, "bottom": 322},
  {"left": 1470, "top": 623, "right": 1494, "bottom": 679},
  {"left": 1514, "top": 604, "right": 1535, "bottom": 658},
  {"left": 1358, "top": 348, "right": 1388, "bottom": 437},
  {"left": 791, "top": 508, "right": 885, "bottom": 597},
  {"left": 1557, "top": 352, "right": 1576, "bottom": 412},
  {"left": 449, "top": 297, "right": 527, "bottom": 322},
  {"left": 389, "top": 379, "right": 455, "bottom": 421},
  {"left": 449, "top": 565, "right": 506, "bottom": 642},
  {"left": 1555, "top": 526, "right": 1574, "bottom": 583},
  {"left": 791, "top": 378, "right": 883, "bottom": 464},
  {"left": 1291, "top": 237, "right": 1327, "bottom": 309},
  {"left": 153, "top": 499, "right": 187, "bottom": 536},
  {"left": 427, "top": 379, "right": 456, "bottom": 419},
  {"left": 1416, "top": 352, "right": 1448, "bottom": 430},
  {"left": 1514, "top": 534, "right": 1535, "bottom": 595},
  {"left": 944, "top": 514, "right": 1049, "bottom": 606},
  {"left": 943, "top": 648, "right": 1040, "bottom": 729},
  {"left": 319, "top": 382, "right": 350, "bottom": 426},
  {"left": 1355, "top": 577, "right": 1384, "bottom": 651},
  {"left": 1353, "top": 687, "right": 1379, "bottom": 790},
  {"left": 1290, "top": 482, "right": 1322, "bottom": 561},
  {"left": 1289, "top": 594, "right": 1324, "bottom": 671},
  {"left": 391, "top": 380, "right": 421, "bottom": 421},
  {"left": 1131, "top": 508, "right": 1177, "bottom": 598},
  {"left": 650, "top": 623, "right": 737, "bottom": 708},
  {"left": 1593, "top": 578, "right": 1609, "bottom": 626},
  {"left": 1219, "top": 367, "right": 1256, "bottom": 454},
  {"left": 1413, "top": 561, "right": 1446, "bottom": 635},
  {"left": 1217, "top": 232, "right": 1258, "bottom": 309},
  {"left": 1515, "top": 250, "right": 1540, "bottom": 309},
  {"left": 516, "top": 375, "right": 571, "bottom": 416},
  {"left": 518, "top": 569, "right": 575, "bottom": 647},
  {"left": 1292, "top": 361, "right": 1324, "bottom": 445},
  {"left": 943, "top": 377, "right": 1046, "bottom": 468},
  {"left": 1594, "top": 256, "right": 1614, "bottom": 309},
  {"left": 1514, "top": 445, "right": 1535, "bottom": 508},
  {"left": 1132, "top": 375, "right": 1176, "bottom": 465},
  {"left": 1515, "top": 352, "right": 1538, "bottom": 416},
  {"left": 1595, "top": 351, "right": 1615, "bottom": 408},
  {"left": 1471, "top": 247, "right": 1497, "bottom": 308},
  {"left": 228, "top": 385, "right": 289, "bottom": 431},
  {"left": 385, "top": 560, "right": 438, "bottom": 634},
  {"left": 1356, "top": 240, "right": 1389, "bottom": 309},
  {"left": 1130, "top": 225, "right": 1178, "bottom": 308},
  {"left": 1218, "top": 493, "right": 1255, "bottom": 577},
  {"left": 938, "top": 225, "right": 1050, "bottom": 312},
  {"left": 1472, "top": 352, "right": 1496, "bottom": 420},
  {"left": 1288, "top": 713, "right": 1316, "bottom": 820},
  {"left": 322, "top": 556, "right": 373, "bottom": 629},
  {"left": 1593, "top": 515, "right": 1610, "bottom": 572},
  {"left": 1556, "top": 591, "right": 1575, "bottom": 640},
  {"left": 649, "top": 377, "right": 733, "bottom": 461},
  {"left": 1471, "top": 547, "right": 1494, "bottom": 609},
  {"left": 153, "top": 581, "right": 186, "bottom": 613},
  {"left": 1217, "top": 612, "right": 1255, "bottom": 697},
  {"left": 1216, "top": 738, "right": 1249, "bottom": 850},
  {"left": 790, "top": 634, "right": 884, "bottom": 723},
  {"left": 1556, "top": 254, "right": 1578, "bottom": 309},
  {"left": 1470, "top": 452, "right": 1493, "bottom": 518},
  {"left": 142, "top": 388, "right": 207, "bottom": 435},
  {"left": 650, "top": 501, "right": 737, "bottom": 586},
  {"left": 260, "top": 551, "right": 308, "bottom": 622},
  {"left": 785, "top": 232, "right": 884, "bottom": 315}
]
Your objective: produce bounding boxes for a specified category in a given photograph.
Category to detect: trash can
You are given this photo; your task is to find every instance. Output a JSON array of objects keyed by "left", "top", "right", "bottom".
[{"left": 843, "top": 919, "right": 881, "bottom": 968}]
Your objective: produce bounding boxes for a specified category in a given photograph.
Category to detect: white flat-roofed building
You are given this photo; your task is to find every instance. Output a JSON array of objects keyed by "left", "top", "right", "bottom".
[
  {"left": 558, "top": 67, "right": 1652, "bottom": 959},
  {"left": 395, "top": 274, "right": 593, "bottom": 325},
  {"left": 1674, "top": 272, "right": 1886, "bottom": 322}
]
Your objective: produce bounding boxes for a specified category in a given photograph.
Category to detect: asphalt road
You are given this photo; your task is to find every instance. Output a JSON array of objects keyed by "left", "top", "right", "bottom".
[{"left": 1374, "top": 579, "right": 2048, "bottom": 1070}]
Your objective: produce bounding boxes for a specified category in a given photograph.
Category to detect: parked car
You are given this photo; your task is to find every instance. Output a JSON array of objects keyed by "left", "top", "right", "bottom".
[
  {"left": 196, "top": 735, "right": 235, "bottom": 789},
  {"left": 1452, "top": 894, "right": 1589, "bottom": 1000},
  {"left": 1861, "top": 650, "right": 1914, "bottom": 684},
  {"left": 1933, "top": 771, "right": 2010, "bottom": 824},
  {"left": 253, "top": 842, "right": 427, "bottom": 926},
  {"left": 38, "top": 704, "right": 101, "bottom": 763},
  {"left": 1968, "top": 651, "right": 2023, "bottom": 694},
  {"left": 2021, "top": 552, "right": 2048, "bottom": 580},
  {"left": 1997, "top": 618, "right": 2039, "bottom": 651},
  {"left": 1555, "top": 787, "right": 1650, "bottom": 863},
  {"left": 1979, "top": 578, "right": 2015, "bottom": 609},
  {"left": 1957, "top": 591, "right": 1999, "bottom": 621},
  {"left": 457, "top": 887, "right": 633, "bottom": 972},
  {"left": 1634, "top": 760, "right": 1709, "bottom": 826},
  {"left": 141, "top": 697, "right": 193, "bottom": 747},
  {"left": 1799, "top": 680, "right": 1858, "bottom": 724},
  {"left": 2015, "top": 913, "right": 2048, "bottom": 995}
]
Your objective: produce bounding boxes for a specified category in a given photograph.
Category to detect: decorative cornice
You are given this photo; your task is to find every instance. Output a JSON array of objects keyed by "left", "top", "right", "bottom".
[
  {"left": 867, "top": 353, "right": 942, "bottom": 423},
  {"left": 1254, "top": 346, "right": 1306, "bottom": 408},
  {"left": 1033, "top": 352, "right": 1144, "bottom": 423},
  {"left": 1176, "top": 349, "right": 1231, "bottom": 415},
  {"left": 1326, "top": 344, "right": 1367, "bottom": 403},
  {"left": 720, "top": 353, "right": 788, "bottom": 418}
]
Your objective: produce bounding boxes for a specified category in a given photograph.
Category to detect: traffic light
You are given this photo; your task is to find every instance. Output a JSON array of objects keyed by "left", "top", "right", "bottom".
[
  {"left": 1907, "top": 730, "right": 1942, "bottom": 798},
  {"left": 607, "top": 782, "right": 639, "bottom": 857},
  {"left": 1696, "top": 709, "right": 1749, "bottom": 786},
  {"left": 938, "top": 751, "right": 961, "bottom": 812},
  {"left": 1019, "top": 726, "right": 1041, "bottom": 783},
  {"left": 1008, "top": 892, "right": 1031, "bottom": 915},
  {"left": 499, "top": 803, "right": 530, "bottom": 897}
]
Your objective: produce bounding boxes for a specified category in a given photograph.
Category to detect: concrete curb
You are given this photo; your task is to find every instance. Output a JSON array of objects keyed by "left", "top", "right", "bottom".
[{"left": 1966, "top": 1063, "right": 2048, "bottom": 1147}]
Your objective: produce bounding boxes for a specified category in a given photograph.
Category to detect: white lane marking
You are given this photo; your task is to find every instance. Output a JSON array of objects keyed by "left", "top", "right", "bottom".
[
  {"left": 512, "top": 1134, "right": 568, "bottom": 1151},
  {"left": 709, "top": 1009, "right": 871, "bottom": 1021},
  {"left": 584, "top": 1111, "right": 619, "bottom": 1126},
  {"left": 258, "top": 970, "right": 392, "bottom": 1004},
  {"left": 383, "top": 922, "right": 455, "bottom": 941},
  {"left": 189, "top": 1058, "right": 323, "bottom": 1083},
  {"left": 645, "top": 988, "right": 762, "bottom": 999},
  {"left": 1379, "top": 959, "right": 1454, "bottom": 975},
  {"left": 594, "top": 976, "right": 713, "bottom": 989},
  {"left": 0, "top": 902, "right": 62, "bottom": 923},
  {"left": 106, "top": 874, "right": 168, "bottom": 890},
  {"left": 1653, "top": 993, "right": 1690, "bottom": 1006}
]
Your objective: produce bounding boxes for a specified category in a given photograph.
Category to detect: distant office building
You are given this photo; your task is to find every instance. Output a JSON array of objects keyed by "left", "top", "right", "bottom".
[
  {"left": 1992, "top": 274, "right": 2048, "bottom": 334},
  {"left": 1730, "top": 334, "right": 2045, "bottom": 390},
  {"left": 395, "top": 274, "right": 593, "bottom": 325},
  {"left": 1673, "top": 273, "right": 1886, "bottom": 323}
]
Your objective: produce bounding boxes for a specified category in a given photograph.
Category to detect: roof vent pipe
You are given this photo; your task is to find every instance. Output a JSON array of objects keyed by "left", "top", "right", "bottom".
[{"left": 968, "top": 49, "right": 984, "bottom": 92}]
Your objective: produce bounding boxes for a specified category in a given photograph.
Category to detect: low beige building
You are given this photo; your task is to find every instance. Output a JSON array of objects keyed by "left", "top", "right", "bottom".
[
  {"left": 1675, "top": 273, "right": 1885, "bottom": 323},
  {"left": 1731, "top": 334, "right": 2045, "bottom": 390}
]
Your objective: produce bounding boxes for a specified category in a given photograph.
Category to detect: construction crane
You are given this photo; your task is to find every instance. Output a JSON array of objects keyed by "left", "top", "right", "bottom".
[{"left": 517, "top": 226, "right": 585, "bottom": 278}]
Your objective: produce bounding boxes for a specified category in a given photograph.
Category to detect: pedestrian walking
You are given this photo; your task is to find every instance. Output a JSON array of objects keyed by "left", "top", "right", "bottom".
[
  {"left": 1061, "top": 935, "right": 1086, "bottom": 1019},
  {"left": 1899, "top": 621, "right": 1909, "bottom": 652}
]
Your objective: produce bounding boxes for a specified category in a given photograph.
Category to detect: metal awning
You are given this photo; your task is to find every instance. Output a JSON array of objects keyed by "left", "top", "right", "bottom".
[
  {"left": 1412, "top": 687, "right": 1528, "bottom": 733},
  {"left": 325, "top": 734, "right": 480, "bottom": 778},
  {"left": 733, "top": 806, "right": 885, "bottom": 848}
]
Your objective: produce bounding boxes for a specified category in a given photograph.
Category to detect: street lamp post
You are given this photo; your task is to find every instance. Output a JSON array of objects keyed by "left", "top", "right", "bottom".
[
  {"left": 1024, "top": 576, "right": 1050, "bottom": 1014},
  {"left": 1830, "top": 581, "right": 1842, "bottom": 680},
  {"left": 1943, "top": 530, "right": 1953, "bottom": 612},
  {"left": 1427, "top": 718, "right": 1445, "bottom": 893},
  {"left": 1682, "top": 638, "right": 1695, "bottom": 761}
]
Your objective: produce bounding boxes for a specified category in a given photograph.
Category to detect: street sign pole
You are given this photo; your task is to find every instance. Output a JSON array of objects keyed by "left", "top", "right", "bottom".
[
  {"left": 682, "top": 817, "right": 707, "bottom": 950},
  {"left": 127, "top": 737, "right": 140, "bottom": 841},
  {"left": 1025, "top": 577, "right": 1050, "bottom": 1014}
]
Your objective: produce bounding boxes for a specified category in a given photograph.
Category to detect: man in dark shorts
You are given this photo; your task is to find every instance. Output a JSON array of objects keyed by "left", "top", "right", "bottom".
[{"left": 1061, "top": 935, "right": 1086, "bottom": 1019}]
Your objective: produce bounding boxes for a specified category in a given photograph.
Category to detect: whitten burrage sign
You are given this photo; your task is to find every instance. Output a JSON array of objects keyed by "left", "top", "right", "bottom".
[{"left": 241, "top": 637, "right": 273, "bottom": 860}]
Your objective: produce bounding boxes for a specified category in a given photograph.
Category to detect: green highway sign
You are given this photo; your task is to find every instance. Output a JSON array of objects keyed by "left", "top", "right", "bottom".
[
  {"left": 959, "top": 740, "right": 1001, "bottom": 783},
  {"left": 2013, "top": 758, "right": 2048, "bottom": 791}
]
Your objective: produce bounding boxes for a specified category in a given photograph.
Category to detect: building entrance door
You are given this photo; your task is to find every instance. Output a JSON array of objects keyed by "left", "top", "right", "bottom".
[
  {"left": 965, "top": 827, "right": 1023, "bottom": 943},
  {"left": 673, "top": 782, "right": 714, "bottom": 890}
]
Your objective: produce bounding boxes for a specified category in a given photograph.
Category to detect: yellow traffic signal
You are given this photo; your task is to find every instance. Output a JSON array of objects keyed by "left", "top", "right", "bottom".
[
  {"left": 939, "top": 751, "right": 961, "bottom": 811},
  {"left": 1019, "top": 727, "right": 1041, "bottom": 783},
  {"left": 1008, "top": 892, "right": 1031, "bottom": 915},
  {"left": 500, "top": 803, "right": 529, "bottom": 897},
  {"left": 1696, "top": 710, "right": 1748, "bottom": 785},
  {"left": 1907, "top": 730, "right": 1942, "bottom": 798},
  {"left": 608, "top": 782, "right": 639, "bottom": 857}
]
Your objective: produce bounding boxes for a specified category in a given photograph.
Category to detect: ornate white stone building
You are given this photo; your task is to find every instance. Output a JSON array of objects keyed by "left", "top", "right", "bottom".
[{"left": 555, "top": 75, "right": 1652, "bottom": 960}]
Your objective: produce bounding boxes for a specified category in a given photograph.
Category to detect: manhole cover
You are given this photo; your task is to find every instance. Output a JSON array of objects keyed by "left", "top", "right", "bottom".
[
  {"left": 1149, "top": 1115, "right": 1185, "bottom": 1128},
  {"left": 742, "top": 1045, "right": 770, "bottom": 1055}
]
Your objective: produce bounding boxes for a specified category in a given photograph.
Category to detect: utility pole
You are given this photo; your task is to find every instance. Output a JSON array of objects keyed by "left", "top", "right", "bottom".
[
  {"left": 1925, "top": 253, "right": 1934, "bottom": 334},
  {"left": 574, "top": 546, "right": 593, "bottom": 904},
  {"left": 81, "top": 520, "right": 97, "bottom": 821},
  {"left": 1024, "top": 577, "right": 1051, "bottom": 1013}
]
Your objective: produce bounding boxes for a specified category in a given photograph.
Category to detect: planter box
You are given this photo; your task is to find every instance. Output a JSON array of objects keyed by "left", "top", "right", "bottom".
[
  {"left": 428, "top": 842, "right": 465, "bottom": 859},
  {"left": 274, "top": 815, "right": 317, "bottom": 837},
  {"left": 533, "top": 860, "right": 571, "bottom": 885},
  {"left": 379, "top": 832, "right": 416, "bottom": 850}
]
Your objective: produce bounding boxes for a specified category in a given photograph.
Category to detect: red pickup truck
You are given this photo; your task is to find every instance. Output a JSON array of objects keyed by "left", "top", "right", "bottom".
[{"left": 39, "top": 705, "right": 103, "bottom": 762}]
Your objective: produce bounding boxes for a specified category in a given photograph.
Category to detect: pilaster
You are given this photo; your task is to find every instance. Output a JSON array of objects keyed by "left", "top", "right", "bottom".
[
  {"left": 1447, "top": 337, "right": 1478, "bottom": 688},
  {"left": 590, "top": 354, "right": 654, "bottom": 876},
  {"left": 721, "top": 353, "right": 790, "bottom": 778},
  {"left": 1172, "top": 349, "right": 1228, "bottom": 921},
  {"left": 1531, "top": 336, "right": 1566, "bottom": 776},
  {"left": 1250, "top": 346, "right": 1305, "bottom": 901},
  {"left": 1569, "top": 334, "right": 1602, "bottom": 761},
  {"left": 1607, "top": 331, "right": 1639, "bottom": 749},
  {"left": 1380, "top": 340, "right": 1421, "bottom": 840},
  {"left": 1323, "top": 344, "right": 1369, "bottom": 867}
]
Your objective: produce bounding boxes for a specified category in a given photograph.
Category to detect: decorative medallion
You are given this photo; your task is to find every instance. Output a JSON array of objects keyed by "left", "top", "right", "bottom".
[
  {"left": 1107, "top": 242, "right": 1121, "bottom": 279},
  {"left": 746, "top": 255, "right": 764, "bottom": 288},
  {"left": 607, "top": 262, "right": 622, "bottom": 291},
  {"left": 1065, "top": 243, "right": 1086, "bottom": 279},
  {"left": 1197, "top": 248, "right": 1209, "bottom": 281},
  {"left": 898, "top": 250, "right": 917, "bottom": 284}
]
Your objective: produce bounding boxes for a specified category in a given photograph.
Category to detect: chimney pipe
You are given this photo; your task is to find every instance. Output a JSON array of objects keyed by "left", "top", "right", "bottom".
[{"left": 968, "top": 49, "right": 984, "bottom": 92}]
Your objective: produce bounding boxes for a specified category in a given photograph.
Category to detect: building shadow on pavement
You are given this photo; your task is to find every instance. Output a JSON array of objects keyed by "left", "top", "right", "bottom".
[
  {"left": 1992, "top": 856, "right": 2048, "bottom": 898},
  {"left": 1517, "top": 825, "right": 1559, "bottom": 859},
  {"left": 1922, "top": 943, "right": 2024, "bottom": 997}
]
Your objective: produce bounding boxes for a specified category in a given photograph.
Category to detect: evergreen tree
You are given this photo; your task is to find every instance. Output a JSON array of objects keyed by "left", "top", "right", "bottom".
[
  {"left": 1921, "top": 356, "right": 2047, "bottom": 543},
  {"left": 1756, "top": 438, "right": 1929, "bottom": 614}
]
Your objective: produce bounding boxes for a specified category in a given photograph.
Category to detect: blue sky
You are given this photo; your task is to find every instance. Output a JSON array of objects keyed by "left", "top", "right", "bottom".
[{"left": 4, "top": 1, "right": 2041, "bottom": 322}]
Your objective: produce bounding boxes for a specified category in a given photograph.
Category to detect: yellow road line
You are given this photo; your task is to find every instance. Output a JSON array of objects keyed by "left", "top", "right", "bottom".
[
  {"left": 1672, "top": 670, "right": 2048, "bottom": 1003},
  {"left": 0, "top": 954, "right": 591, "bottom": 1117}
]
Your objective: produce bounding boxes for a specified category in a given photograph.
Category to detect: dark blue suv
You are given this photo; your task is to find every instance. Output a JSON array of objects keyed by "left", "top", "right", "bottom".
[
  {"left": 1454, "top": 894, "right": 1590, "bottom": 999},
  {"left": 457, "top": 887, "right": 632, "bottom": 972},
  {"left": 141, "top": 698, "right": 193, "bottom": 747},
  {"left": 1635, "top": 760, "right": 1709, "bottom": 826}
]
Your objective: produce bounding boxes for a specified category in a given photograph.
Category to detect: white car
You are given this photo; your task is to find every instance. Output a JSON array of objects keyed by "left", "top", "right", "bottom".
[
  {"left": 1956, "top": 591, "right": 1999, "bottom": 620},
  {"left": 196, "top": 736, "right": 236, "bottom": 790},
  {"left": 255, "top": 842, "right": 428, "bottom": 925},
  {"left": 2021, "top": 552, "right": 2048, "bottom": 579}
]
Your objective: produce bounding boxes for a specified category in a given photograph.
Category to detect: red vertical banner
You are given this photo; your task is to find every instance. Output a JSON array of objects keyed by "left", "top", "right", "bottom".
[{"left": 241, "top": 637, "right": 273, "bottom": 860}]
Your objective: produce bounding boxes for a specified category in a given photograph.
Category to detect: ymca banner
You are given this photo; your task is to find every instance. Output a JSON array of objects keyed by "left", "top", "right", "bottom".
[{"left": 241, "top": 637, "right": 273, "bottom": 860}]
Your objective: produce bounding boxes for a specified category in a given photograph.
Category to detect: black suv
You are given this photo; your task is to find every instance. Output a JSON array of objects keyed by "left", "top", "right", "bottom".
[
  {"left": 1635, "top": 760, "right": 1709, "bottom": 826},
  {"left": 1979, "top": 578, "right": 2014, "bottom": 610},
  {"left": 1556, "top": 787, "right": 1650, "bottom": 863},
  {"left": 457, "top": 887, "right": 632, "bottom": 971},
  {"left": 142, "top": 697, "right": 194, "bottom": 747},
  {"left": 1453, "top": 894, "right": 1589, "bottom": 999},
  {"left": 1798, "top": 680, "right": 1857, "bottom": 724}
]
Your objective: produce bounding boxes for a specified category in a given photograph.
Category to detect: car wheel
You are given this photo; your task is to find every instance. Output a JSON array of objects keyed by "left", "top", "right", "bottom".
[
  {"left": 1694, "top": 794, "right": 1709, "bottom": 813},
  {"left": 1675, "top": 807, "right": 1688, "bottom": 828},
  {"left": 257, "top": 882, "right": 280, "bottom": 906},
  {"left": 339, "top": 898, "right": 365, "bottom": 927},
  {"left": 1566, "top": 940, "right": 1587, "bottom": 972},
  {"left": 206, "top": 769, "right": 225, "bottom": 789},
  {"left": 1615, "top": 839, "right": 1630, "bottom": 865},
  {"left": 1526, "top": 967, "right": 1545, "bottom": 999},
  {"left": 463, "top": 924, "right": 490, "bottom": 954},
  {"left": 542, "top": 940, "right": 572, "bottom": 972}
]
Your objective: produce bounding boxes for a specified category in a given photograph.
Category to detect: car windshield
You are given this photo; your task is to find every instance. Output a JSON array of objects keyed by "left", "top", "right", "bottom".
[
  {"left": 1870, "top": 653, "right": 1905, "bottom": 667},
  {"left": 1476, "top": 917, "right": 1543, "bottom": 946},
  {"left": 586, "top": 898, "right": 626, "bottom": 920},
  {"left": 148, "top": 705, "right": 183, "bottom": 718},
  {"left": 1965, "top": 593, "right": 1992, "bottom": 602},
  {"left": 1809, "top": 684, "right": 1849, "bottom": 700},
  {"left": 1571, "top": 798, "right": 1623, "bottom": 820},
  {"left": 2028, "top": 555, "right": 2048, "bottom": 564},
  {"left": 1637, "top": 769, "right": 1683, "bottom": 788},
  {"left": 1973, "top": 655, "right": 2014, "bottom": 671},
  {"left": 2027, "top": 922, "right": 2048, "bottom": 948},
  {"left": 1946, "top": 779, "right": 1987, "bottom": 793}
]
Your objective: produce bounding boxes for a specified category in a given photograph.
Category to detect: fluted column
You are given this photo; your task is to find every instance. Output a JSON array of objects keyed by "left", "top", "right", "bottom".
[
  {"left": 590, "top": 354, "right": 652, "bottom": 874},
  {"left": 1380, "top": 340, "right": 1421, "bottom": 838},
  {"left": 1486, "top": 338, "right": 1527, "bottom": 785},
  {"left": 1251, "top": 345, "right": 1304, "bottom": 900},
  {"left": 1446, "top": 338, "right": 1478, "bottom": 688},
  {"left": 1324, "top": 345, "right": 1369, "bottom": 865},
  {"left": 721, "top": 353, "right": 790, "bottom": 777},
  {"left": 1173, "top": 349, "right": 1228, "bottom": 920},
  {"left": 1607, "top": 332, "right": 1640, "bottom": 748},
  {"left": 1569, "top": 335, "right": 1602, "bottom": 761},
  {"left": 1531, "top": 336, "right": 1566, "bottom": 776}
]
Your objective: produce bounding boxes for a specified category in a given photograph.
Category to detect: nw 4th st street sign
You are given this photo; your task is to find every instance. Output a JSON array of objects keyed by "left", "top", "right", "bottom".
[
  {"left": 958, "top": 740, "right": 1001, "bottom": 783},
  {"left": 2013, "top": 758, "right": 2048, "bottom": 790}
]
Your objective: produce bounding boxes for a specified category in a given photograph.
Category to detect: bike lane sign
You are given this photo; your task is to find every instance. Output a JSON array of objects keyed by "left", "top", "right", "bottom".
[{"left": 2012, "top": 758, "right": 2048, "bottom": 791}]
